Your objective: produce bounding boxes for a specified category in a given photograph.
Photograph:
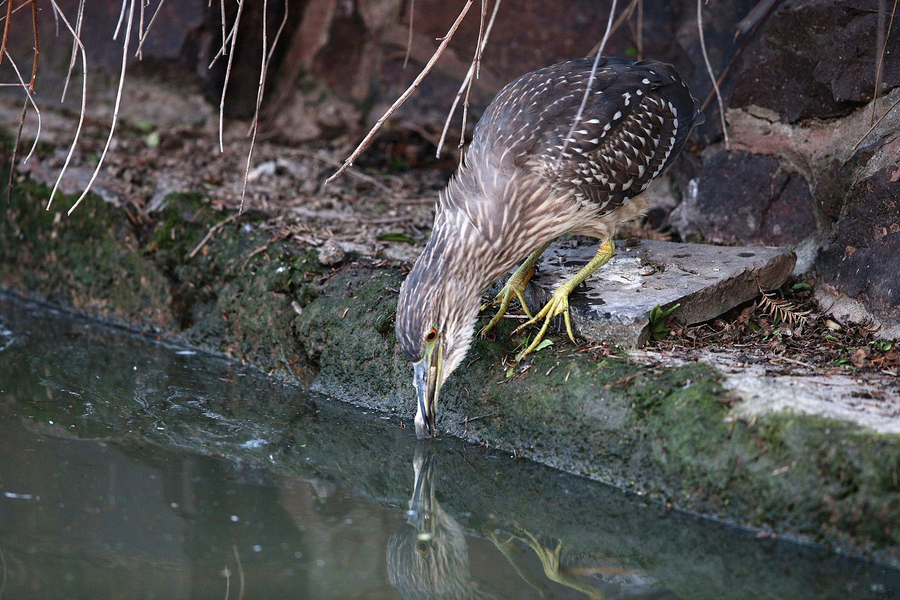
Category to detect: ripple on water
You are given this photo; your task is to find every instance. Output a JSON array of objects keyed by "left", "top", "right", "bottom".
[{"left": 0, "top": 319, "right": 14, "bottom": 353}]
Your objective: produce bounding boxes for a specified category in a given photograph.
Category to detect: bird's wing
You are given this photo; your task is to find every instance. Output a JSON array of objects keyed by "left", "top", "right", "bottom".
[{"left": 468, "top": 57, "right": 701, "bottom": 215}]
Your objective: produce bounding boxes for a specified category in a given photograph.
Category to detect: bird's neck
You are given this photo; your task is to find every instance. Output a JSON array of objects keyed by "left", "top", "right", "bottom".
[{"left": 426, "top": 206, "right": 502, "bottom": 296}]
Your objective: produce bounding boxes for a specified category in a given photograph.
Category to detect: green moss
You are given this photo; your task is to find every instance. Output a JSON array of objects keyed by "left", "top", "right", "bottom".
[{"left": 0, "top": 177, "right": 172, "bottom": 328}]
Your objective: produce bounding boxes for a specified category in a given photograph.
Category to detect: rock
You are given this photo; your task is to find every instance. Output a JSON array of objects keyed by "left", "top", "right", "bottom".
[
  {"left": 514, "top": 239, "right": 796, "bottom": 348},
  {"left": 818, "top": 162, "right": 900, "bottom": 335},
  {"left": 669, "top": 150, "right": 817, "bottom": 246},
  {"left": 731, "top": 0, "right": 900, "bottom": 123},
  {"left": 318, "top": 239, "right": 346, "bottom": 266}
]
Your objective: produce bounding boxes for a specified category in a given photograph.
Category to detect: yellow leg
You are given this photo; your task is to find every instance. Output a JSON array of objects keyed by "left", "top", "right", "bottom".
[
  {"left": 517, "top": 530, "right": 606, "bottom": 600},
  {"left": 514, "top": 240, "right": 615, "bottom": 359},
  {"left": 480, "top": 241, "right": 552, "bottom": 337}
]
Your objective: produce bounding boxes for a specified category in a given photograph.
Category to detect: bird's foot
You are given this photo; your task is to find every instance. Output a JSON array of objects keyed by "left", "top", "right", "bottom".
[
  {"left": 512, "top": 284, "right": 576, "bottom": 360},
  {"left": 479, "top": 265, "right": 536, "bottom": 337},
  {"left": 518, "top": 530, "right": 563, "bottom": 578}
]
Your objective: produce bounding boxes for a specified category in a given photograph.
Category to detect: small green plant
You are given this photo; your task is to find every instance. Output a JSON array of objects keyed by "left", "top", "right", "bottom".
[
  {"left": 649, "top": 303, "right": 680, "bottom": 340},
  {"left": 532, "top": 338, "right": 554, "bottom": 352},
  {"left": 872, "top": 339, "right": 894, "bottom": 352}
]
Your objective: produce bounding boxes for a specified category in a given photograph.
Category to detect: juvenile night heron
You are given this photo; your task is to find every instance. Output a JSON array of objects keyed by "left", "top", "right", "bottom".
[{"left": 397, "top": 56, "right": 704, "bottom": 439}]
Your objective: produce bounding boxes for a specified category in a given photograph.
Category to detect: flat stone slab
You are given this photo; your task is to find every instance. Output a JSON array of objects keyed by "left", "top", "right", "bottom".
[{"left": 515, "top": 240, "right": 796, "bottom": 348}]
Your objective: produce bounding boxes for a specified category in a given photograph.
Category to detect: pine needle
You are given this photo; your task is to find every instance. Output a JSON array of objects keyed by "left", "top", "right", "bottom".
[{"left": 755, "top": 280, "right": 810, "bottom": 327}]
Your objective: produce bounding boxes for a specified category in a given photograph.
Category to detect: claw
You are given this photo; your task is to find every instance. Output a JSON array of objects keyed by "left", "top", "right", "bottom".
[
  {"left": 513, "top": 285, "right": 576, "bottom": 360},
  {"left": 512, "top": 239, "right": 616, "bottom": 360},
  {"left": 480, "top": 265, "right": 536, "bottom": 337}
]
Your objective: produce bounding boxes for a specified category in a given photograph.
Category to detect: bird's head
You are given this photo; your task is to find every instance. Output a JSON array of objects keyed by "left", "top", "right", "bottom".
[{"left": 396, "top": 229, "right": 483, "bottom": 439}]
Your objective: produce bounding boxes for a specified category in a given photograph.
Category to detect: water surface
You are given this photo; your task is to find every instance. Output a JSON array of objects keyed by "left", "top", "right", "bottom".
[{"left": 0, "top": 297, "right": 898, "bottom": 599}]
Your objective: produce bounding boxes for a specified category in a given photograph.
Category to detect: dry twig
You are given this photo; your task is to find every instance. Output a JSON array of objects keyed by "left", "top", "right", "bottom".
[
  {"left": 0, "top": 0, "right": 14, "bottom": 71},
  {"left": 189, "top": 212, "right": 241, "bottom": 259},
  {"left": 113, "top": 0, "right": 127, "bottom": 40},
  {"left": 326, "top": 0, "right": 474, "bottom": 185},
  {"left": 7, "top": 98, "right": 28, "bottom": 202},
  {"left": 239, "top": 0, "right": 272, "bottom": 212},
  {"left": 436, "top": 0, "right": 501, "bottom": 158},
  {"left": 135, "top": 0, "right": 168, "bottom": 57},
  {"left": 403, "top": 0, "right": 414, "bottom": 68},
  {"left": 872, "top": 0, "right": 898, "bottom": 124},
  {"left": 698, "top": 0, "right": 729, "bottom": 149},
  {"left": 218, "top": 0, "right": 245, "bottom": 153},
  {"left": 556, "top": 0, "right": 618, "bottom": 168},
  {"left": 456, "top": 0, "right": 487, "bottom": 153},
  {"left": 853, "top": 94, "right": 900, "bottom": 152},
  {"left": 67, "top": 0, "right": 135, "bottom": 216},
  {"left": 29, "top": 0, "right": 38, "bottom": 90},
  {"left": 61, "top": 0, "right": 85, "bottom": 102},
  {"left": 48, "top": 0, "right": 88, "bottom": 211},
  {"left": 4, "top": 50, "right": 40, "bottom": 165}
]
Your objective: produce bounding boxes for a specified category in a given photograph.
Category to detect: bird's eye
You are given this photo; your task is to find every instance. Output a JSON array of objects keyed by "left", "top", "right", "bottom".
[
  {"left": 425, "top": 328, "right": 438, "bottom": 343},
  {"left": 416, "top": 541, "right": 430, "bottom": 556}
]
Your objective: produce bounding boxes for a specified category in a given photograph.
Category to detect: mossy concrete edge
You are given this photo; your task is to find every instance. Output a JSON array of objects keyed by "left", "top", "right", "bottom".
[{"left": 2, "top": 179, "right": 898, "bottom": 566}]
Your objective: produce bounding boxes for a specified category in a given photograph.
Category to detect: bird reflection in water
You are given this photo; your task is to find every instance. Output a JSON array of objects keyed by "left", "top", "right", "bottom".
[{"left": 388, "top": 443, "right": 615, "bottom": 599}]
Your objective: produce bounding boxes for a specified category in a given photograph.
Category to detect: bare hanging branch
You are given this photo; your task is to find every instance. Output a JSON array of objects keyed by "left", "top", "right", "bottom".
[
  {"left": 698, "top": 0, "right": 729, "bottom": 149},
  {"left": 219, "top": 0, "right": 245, "bottom": 153},
  {"left": 556, "top": 0, "right": 618, "bottom": 168},
  {"left": 220, "top": 0, "right": 227, "bottom": 56},
  {"left": 403, "top": 0, "right": 414, "bottom": 68},
  {"left": 325, "top": 0, "right": 474, "bottom": 185},
  {"left": 436, "top": 0, "right": 501, "bottom": 158},
  {"left": 0, "top": 0, "right": 14, "bottom": 71},
  {"left": 48, "top": 0, "right": 88, "bottom": 210},
  {"left": 113, "top": 0, "right": 127, "bottom": 40},
  {"left": 587, "top": 0, "right": 637, "bottom": 56},
  {"left": 68, "top": 0, "right": 135, "bottom": 216},
  {"left": 853, "top": 93, "right": 900, "bottom": 152},
  {"left": 61, "top": 0, "right": 85, "bottom": 102},
  {"left": 28, "top": 0, "right": 38, "bottom": 90},
  {"left": 456, "top": 0, "right": 487, "bottom": 152},
  {"left": 246, "top": 0, "right": 288, "bottom": 135},
  {"left": 8, "top": 98, "right": 28, "bottom": 202},
  {"left": 209, "top": 10, "right": 240, "bottom": 68},
  {"left": 137, "top": 0, "right": 146, "bottom": 59},
  {"left": 51, "top": 0, "right": 59, "bottom": 35},
  {"left": 239, "top": 0, "right": 271, "bottom": 213},
  {"left": 872, "top": 0, "right": 898, "bottom": 124},
  {"left": 701, "top": 0, "right": 777, "bottom": 113},
  {"left": 4, "top": 50, "right": 41, "bottom": 164},
  {"left": 473, "top": 0, "right": 485, "bottom": 79},
  {"left": 135, "top": 0, "right": 168, "bottom": 57}
]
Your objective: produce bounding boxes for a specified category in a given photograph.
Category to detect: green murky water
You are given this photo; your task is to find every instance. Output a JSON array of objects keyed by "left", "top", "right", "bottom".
[{"left": 0, "top": 296, "right": 898, "bottom": 600}]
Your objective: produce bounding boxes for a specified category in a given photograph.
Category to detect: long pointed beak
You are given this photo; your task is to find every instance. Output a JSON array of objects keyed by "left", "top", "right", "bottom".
[{"left": 413, "top": 342, "right": 443, "bottom": 440}]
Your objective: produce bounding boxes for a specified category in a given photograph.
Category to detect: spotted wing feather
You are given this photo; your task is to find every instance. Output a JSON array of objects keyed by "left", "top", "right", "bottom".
[{"left": 469, "top": 57, "right": 701, "bottom": 215}]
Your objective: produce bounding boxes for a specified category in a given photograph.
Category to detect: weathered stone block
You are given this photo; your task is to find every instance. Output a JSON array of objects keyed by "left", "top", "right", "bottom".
[{"left": 513, "top": 239, "right": 796, "bottom": 348}]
